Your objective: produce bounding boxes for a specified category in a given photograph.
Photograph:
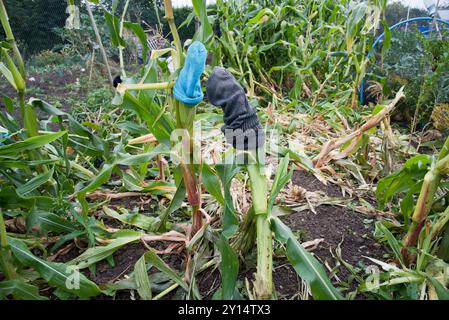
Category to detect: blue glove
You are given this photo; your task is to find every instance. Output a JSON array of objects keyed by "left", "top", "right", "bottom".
[{"left": 173, "top": 41, "right": 207, "bottom": 107}]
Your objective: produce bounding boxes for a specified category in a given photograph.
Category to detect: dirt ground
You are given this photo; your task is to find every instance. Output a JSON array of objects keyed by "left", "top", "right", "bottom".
[{"left": 0, "top": 67, "right": 90, "bottom": 118}]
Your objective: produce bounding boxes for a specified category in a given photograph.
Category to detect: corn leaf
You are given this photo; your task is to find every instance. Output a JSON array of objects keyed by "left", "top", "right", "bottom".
[
  {"left": 268, "top": 155, "right": 292, "bottom": 211},
  {"left": 0, "top": 279, "right": 48, "bottom": 300},
  {"left": 216, "top": 234, "right": 239, "bottom": 299},
  {"left": 157, "top": 179, "right": 186, "bottom": 232},
  {"left": 134, "top": 254, "right": 152, "bottom": 300},
  {"left": 0, "top": 62, "right": 16, "bottom": 90},
  {"left": 103, "top": 206, "right": 160, "bottom": 231},
  {"left": 216, "top": 163, "right": 240, "bottom": 239},
  {"left": 124, "top": 21, "right": 149, "bottom": 64},
  {"left": 27, "top": 211, "right": 77, "bottom": 234},
  {"left": 192, "top": 0, "right": 213, "bottom": 43},
  {"left": 115, "top": 144, "right": 169, "bottom": 166},
  {"left": 271, "top": 217, "right": 344, "bottom": 300},
  {"left": 9, "top": 238, "right": 102, "bottom": 299},
  {"left": 202, "top": 163, "right": 224, "bottom": 205},
  {"left": 429, "top": 277, "right": 449, "bottom": 300},
  {"left": 140, "top": 250, "right": 189, "bottom": 293},
  {"left": 374, "top": 222, "right": 403, "bottom": 263},
  {"left": 104, "top": 11, "right": 126, "bottom": 48},
  {"left": 68, "top": 231, "right": 142, "bottom": 269},
  {"left": 0, "top": 131, "right": 66, "bottom": 156},
  {"left": 16, "top": 167, "right": 54, "bottom": 196}
]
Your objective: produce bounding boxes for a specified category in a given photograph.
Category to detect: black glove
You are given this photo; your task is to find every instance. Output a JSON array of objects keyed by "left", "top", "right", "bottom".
[{"left": 206, "top": 67, "right": 265, "bottom": 150}]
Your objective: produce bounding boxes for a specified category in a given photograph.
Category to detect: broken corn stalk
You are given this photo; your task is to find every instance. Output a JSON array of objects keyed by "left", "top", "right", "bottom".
[
  {"left": 401, "top": 136, "right": 449, "bottom": 265},
  {"left": 247, "top": 150, "right": 272, "bottom": 299}
]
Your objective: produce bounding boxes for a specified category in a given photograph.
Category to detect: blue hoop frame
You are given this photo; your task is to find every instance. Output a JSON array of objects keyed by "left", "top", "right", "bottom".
[{"left": 359, "top": 17, "right": 449, "bottom": 105}]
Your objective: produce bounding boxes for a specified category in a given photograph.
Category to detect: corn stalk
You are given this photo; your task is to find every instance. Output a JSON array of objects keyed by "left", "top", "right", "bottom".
[
  {"left": 247, "top": 151, "right": 272, "bottom": 299},
  {"left": 163, "top": 0, "right": 203, "bottom": 236},
  {"left": 85, "top": 0, "right": 113, "bottom": 86},
  {"left": 0, "top": 0, "right": 48, "bottom": 174},
  {"left": 0, "top": 0, "right": 25, "bottom": 78},
  {"left": 118, "top": 0, "right": 131, "bottom": 77},
  {"left": 401, "top": 136, "right": 449, "bottom": 265},
  {"left": 0, "top": 210, "right": 16, "bottom": 280}
]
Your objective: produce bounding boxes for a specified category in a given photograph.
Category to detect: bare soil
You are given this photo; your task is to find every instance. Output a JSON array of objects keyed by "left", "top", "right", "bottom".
[
  {"left": 277, "top": 170, "right": 386, "bottom": 297},
  {"left": 0, "top": 67, "right": 93, "bottom": 118}
]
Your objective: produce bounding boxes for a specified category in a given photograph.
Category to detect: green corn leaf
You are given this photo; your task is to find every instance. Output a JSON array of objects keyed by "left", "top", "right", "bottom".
[
  {"left": 31, "top": 98, "right": 106, "bottom": 156},
  {"left": 1, "top": 48, "right": 25, "bottom": 91},
  {"left": 103, "top": 206, "right": 160, "bottom": 231},
  {"left": 0, "top": 279, "right": 48, "bottom": 300},
  {"left": 9, "top": 238, "right": 102, "bottom": 299},
  {"left": 157, "top": 179, "right": 186, "bottom": 232},
  {"left": 119, "top": 92, "right": 173, "bottom": 146},
  {"left": 216, "top": 163, "right": 241, "bottom": 239},
  {"left": 134, "top": 254, "right": 152, "bottom": 300},
  {"left": 79, "top": 163, "right": 115, "bottom": 195},
  {"left": 438, "top": 137, "right": 449, "bottom": 161},
  {"left": 271, "top": 217, "right": 344, "bottom": 300},
  {"left": 141, "top": 180, "right": 176, "bottom": 196},
  {"left": 112, "top": 0, "right": 119, "bottom": 14},
  {"left": 0, "top": 62, "right": 16, "bottom": 90},
  {"left": 0, "top": 131, "right": 66, "bottom": 156},
  {"left": 124, "top": 21, "right": 149, "bottom": 64},
  {"left": 268, "top": 155, "right": 292, "bottom": 211},
  {"left": 345, "top": 3, "right": 367, "bottom": 51},
  {"left": 216, "top": 234, "right": 239, "bottom": 300},
  {"left": 27, "top": 211, "right": 77, "bottom": 234},
  {"left": 192, "top": 0, "right": 213, "bottom": 43},
  {"left": 202, "top": 163, "right": 224, "bottom": 205},
  {"left": 115, "top": 144, "right": 169, "bottom": 166},
  {"left": 437, "top": 222, "right": 449, "bottom": 262},
  {"left": 0, "top": 186, "right": 54, "bottom": 210},
  {"left": 376, "top": 154, "right": 430, "bottom": 209},
  {"left": 246, "top": 8, "right": 274, "bottom": 26},
  {"left": 0, "top": 159, "right": 59, "bottom": 170},
  {"left": 140, "top": 250, "right": 189, "bottom": 293},
  {"left": 68, "top": 231, "right": 142, "bottom": 269},
  {"left": 374, "top": 222, "right": 403, "bottom": 264},
  {"left": 30, "top": 98, "right": 66, "bottom": 116},
  {"left": 138, "top": 60, "right": 160, "bottom": 109},
  {"left": 381, "top": 20, "right": 392, "bottom": 58},
  {"left": 429, "top": 277, "right": 449, "bottom": 300},
  {"left": 16, "top": 167, "right": 54, "bottom": 196},
  {"left": 104, "top": 11, "right": 126, "bottom": 48}
]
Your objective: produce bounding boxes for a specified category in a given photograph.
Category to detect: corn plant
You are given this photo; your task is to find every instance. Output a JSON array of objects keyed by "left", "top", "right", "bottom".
[
  {"left": 377, "top": 136, "right": 449, "bottom": 266},
  {"left": 0, "top": 209, "right": 15, "bottom": 281},
  {"left": 2, "top": 0, "right": 421, "bottom": 301},
  {"left": 246, "top": 153, "right": 272, "bottom": 299},
  {"left": 210, "top": 0, "right": 387, "bottom": 110}
]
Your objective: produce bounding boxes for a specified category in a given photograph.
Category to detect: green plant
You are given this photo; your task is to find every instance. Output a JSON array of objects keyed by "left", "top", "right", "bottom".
[
  {"left": 210, "top": 0, "right": 387, "bottom": 110},
  {"left": 6, "top": 0, "right": 444, "bottom": 301},
  {"left": 368, "top": 28, "right": 449, "bottom": 128},
  {"left": 377, "top": 136, "right": 449, "bottom": 266},
  {"left": 28, "top": 50, "right": 66, "bottom": 68}
]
